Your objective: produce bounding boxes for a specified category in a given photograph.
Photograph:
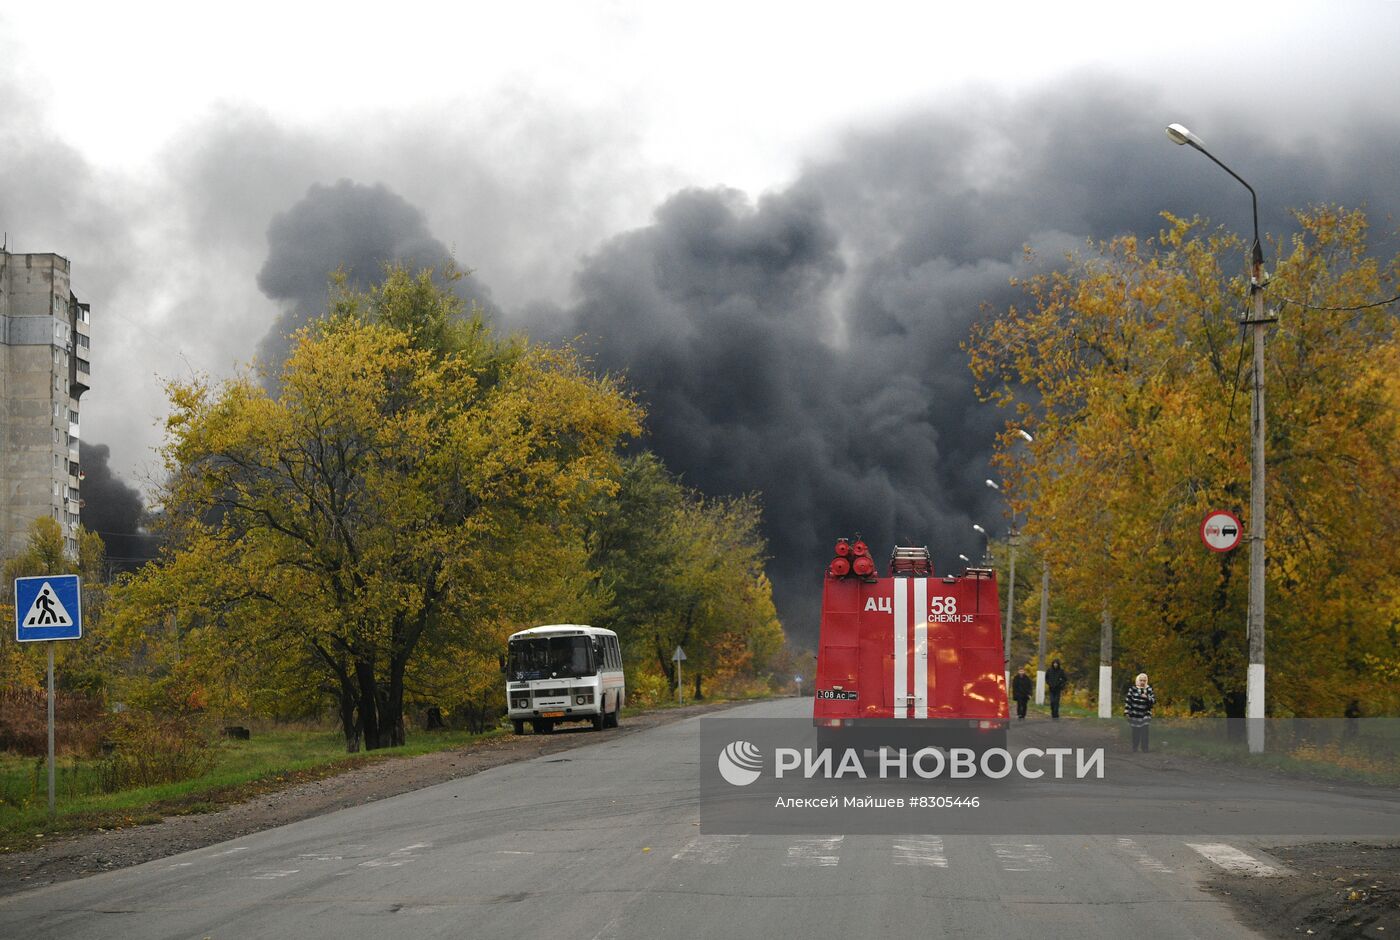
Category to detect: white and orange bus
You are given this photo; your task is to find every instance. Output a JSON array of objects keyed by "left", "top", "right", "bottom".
[{"left": 504, "top": 624, "right": 625, "bottom": 734}]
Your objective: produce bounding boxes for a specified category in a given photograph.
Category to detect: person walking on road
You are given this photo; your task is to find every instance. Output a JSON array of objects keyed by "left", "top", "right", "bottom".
[
  {"left": 1045, "top": 659, "right": 1068, "bottom": 720},
  {"left": 1011, "top": 668, "right": 1033, "bottom": 720},
  {"left": 1125, "top": 672, "right": 1156, "bottom": 752}
]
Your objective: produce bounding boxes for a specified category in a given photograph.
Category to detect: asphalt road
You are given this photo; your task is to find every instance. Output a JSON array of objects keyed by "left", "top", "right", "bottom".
[{"left": 0, "top": 698, "right": 1389, "bottom": 939}]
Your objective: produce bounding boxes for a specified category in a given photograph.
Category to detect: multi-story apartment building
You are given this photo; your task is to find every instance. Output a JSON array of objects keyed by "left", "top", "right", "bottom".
[{"left": 0, "top": 250, "right": 91, "bottom": 558}]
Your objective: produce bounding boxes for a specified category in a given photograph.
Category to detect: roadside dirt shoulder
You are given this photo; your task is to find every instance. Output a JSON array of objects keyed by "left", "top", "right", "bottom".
[
  {"left": 1206, "top": 841, "right": 1400, "bottom": 938},
  {"left": 0, "top": 699, "right": 752, "bottom": 897}
]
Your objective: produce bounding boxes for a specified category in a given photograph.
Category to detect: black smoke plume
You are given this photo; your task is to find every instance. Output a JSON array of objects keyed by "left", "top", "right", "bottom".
[
  {"left": 537, "top": 83, "right": 1400, "bottom": 638},
  {"left": 78, "top": 442, "right": 159, "bottom": 573},
  {"left": 255, "top": 179, "right": 495, "bottom": 372},
  {"left": 238, "top": 81, "right": 1400, "bottom": 642}
]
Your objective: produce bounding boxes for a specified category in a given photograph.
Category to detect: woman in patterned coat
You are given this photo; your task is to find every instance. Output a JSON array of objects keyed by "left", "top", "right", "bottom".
[{"left": 1124, "top": 672, "right": 1156, "bottom": 752}]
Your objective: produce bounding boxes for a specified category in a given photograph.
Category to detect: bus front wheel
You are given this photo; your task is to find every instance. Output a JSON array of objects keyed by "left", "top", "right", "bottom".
[
  {"left": 532, "top": 719, "right": 554, "bottom": 735},
  {"left": 512, "top": 720, "right": 525, "bottom": 735}
]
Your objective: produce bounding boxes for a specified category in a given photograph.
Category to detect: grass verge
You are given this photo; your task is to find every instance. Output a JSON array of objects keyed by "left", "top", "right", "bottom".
[
  {"left": 0, "top": 692, "right": 778, "bottom": 854},
  {"left": 1045, "top": 711, "right": 1400, "bottom": 787},
  {"left": 0, "top": 727, "right": 504, "bottom": 854}
]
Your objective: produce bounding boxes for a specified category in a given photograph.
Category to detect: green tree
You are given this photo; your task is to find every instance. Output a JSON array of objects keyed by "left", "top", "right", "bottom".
[{"left": 589, "top": 454, "right": 783, "bottom": 697}]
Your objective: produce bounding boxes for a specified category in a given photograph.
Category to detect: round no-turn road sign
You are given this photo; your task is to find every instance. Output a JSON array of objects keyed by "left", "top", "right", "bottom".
[{"left": 1201, "top": 510, "right": 1244, "bottom": 552}]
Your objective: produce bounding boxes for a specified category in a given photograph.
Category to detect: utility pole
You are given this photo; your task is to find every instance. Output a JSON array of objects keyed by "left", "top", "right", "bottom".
[
  {"left": 1098, "top": 601, "right": 1113, "bottom": 718},
  {"left": 1004, "top": 529, "right": 1018, "bottom": 691},
  {"left": 1167, "top": 122, "right": 1271, "bottom": 753},
  {"left": 1035, "top": 565, "right": 1049, "bottom": 705},
  {"left": 1245, "top": 256, "right": 1273, "bottom": 754}
]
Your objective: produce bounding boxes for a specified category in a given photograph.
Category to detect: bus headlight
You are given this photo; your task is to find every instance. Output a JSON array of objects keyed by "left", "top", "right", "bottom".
[
  {"left": 576, "top": 695, "right": 586, "bottom": 705},
  {"left": 515, "top": 698, "right": 529, "bottom": 709}
]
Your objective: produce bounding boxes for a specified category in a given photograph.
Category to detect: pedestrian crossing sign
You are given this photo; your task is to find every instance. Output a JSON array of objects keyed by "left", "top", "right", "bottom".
[{"left": 14, "top": 574, "right": 82, "bottom": 642}]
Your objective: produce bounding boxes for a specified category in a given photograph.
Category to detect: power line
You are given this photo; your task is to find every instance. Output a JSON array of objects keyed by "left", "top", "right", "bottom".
[{"left": 1275, "top": 291, "right": 1400, "bottom": 312}]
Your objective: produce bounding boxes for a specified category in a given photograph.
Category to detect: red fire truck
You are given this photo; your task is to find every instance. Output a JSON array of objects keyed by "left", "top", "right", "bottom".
[{"left": 813, "top": 539, "right": 1009, "bottom": 754}]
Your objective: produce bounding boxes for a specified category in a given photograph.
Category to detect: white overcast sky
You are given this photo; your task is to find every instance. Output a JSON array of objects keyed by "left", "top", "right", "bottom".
[
  {"left": 13, "top": 3, "right": 1398, "bottom": 187},
  {"left": 3, "top": 1, "right": 1399, "bottom": 490}
]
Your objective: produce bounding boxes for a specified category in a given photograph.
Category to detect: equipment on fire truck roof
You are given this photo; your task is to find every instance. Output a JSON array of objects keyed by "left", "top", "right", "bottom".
[
  {"left": 889, "top": 545, "right": 932, "bottom": 577},
  {"left": 828, "top": 536, "right": 877, "bottom": 580}
]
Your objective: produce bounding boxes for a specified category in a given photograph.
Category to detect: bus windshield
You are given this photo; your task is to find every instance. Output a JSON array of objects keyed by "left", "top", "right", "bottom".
[{"left": 508, "top": 636, "right": 596, "bottom": 680}]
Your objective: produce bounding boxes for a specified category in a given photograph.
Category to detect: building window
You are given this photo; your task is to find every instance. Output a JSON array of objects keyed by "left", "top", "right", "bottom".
[
  {"left": 76, "top": 333, "right": 89, "bottom": 349},
  {"left": 76, "top": 357, "right": 90, "bottom": 374}
]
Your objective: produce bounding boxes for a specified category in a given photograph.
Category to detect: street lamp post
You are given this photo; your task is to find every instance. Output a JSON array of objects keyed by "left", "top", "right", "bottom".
[{"left": 1167, "top": 123, "right": 1271, "bottom": 753}]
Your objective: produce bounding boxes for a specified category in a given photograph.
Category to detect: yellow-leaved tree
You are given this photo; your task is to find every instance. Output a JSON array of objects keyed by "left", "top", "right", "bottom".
[
  {"left": 114, "top": 266, "right": 641, "bottom": 750},
  {"left": 967, "top": 207, "right": 1400, "bottom": 716},
  {"left": 1, "top": 517, "right": 110, "bottom": 697}
]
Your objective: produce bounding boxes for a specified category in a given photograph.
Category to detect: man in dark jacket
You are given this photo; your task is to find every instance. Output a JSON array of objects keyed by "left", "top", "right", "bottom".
[
  {"left": 1045, "top": 659, "right": 1068, "bottom": 720},
  {"left": 1011, "top": 668, "right": 1033, "bottom": 720}
]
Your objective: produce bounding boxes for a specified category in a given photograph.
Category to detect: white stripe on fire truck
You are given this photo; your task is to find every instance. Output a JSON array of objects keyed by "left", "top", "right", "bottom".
[
  {"left": 913, "top": 577, "right": 928, "bottom": 720},
  {"left": 893, "top": 578, "right": 907, "bottom": 719}
]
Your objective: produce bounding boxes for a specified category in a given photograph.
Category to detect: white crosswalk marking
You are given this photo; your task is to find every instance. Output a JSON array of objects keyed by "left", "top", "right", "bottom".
[
  {"left": 662, "top": 835, "right": 1272, "bottom": 876},
  {"left": 785, "top": 836, "right": 843, "bottom": 867},
  {"left": 1115, "top": 837, "right": 1174, "bottom": 873},
  {"left": 359, "top": 842, "right": 432, "bottom": 869},
  {"left": 673, "top": 835, "right": 745, "bottom": 864},
  {"left": 991, "top": 841, "right": 1053, "bottom": 871},
  {"left": 892, "top": 836, "right": 948, "bottom": 868},
  {"left": 1186, "top": 842, "right": 1289, "bottom": 877}
]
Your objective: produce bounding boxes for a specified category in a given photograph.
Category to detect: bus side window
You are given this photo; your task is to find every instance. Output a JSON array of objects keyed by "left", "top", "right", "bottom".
[{"left": 611, "top": 636, "right": 621, "bottom": 671}]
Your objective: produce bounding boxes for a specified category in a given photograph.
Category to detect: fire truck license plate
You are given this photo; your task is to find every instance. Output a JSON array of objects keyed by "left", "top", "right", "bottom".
[{"left": 816, "top": 690, "right": 858, "bottom": 700}]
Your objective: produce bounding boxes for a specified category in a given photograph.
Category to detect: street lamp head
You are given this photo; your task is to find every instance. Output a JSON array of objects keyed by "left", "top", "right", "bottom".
[
  {"left": 985, "top": 479, "right": 1000, "bottom": 491},
  {"left": 972, "top": 524, "right": 986, "bottom": 534},
  {"left": 1166, "top": 123, "right": 1202, "bottom": 148},
  {"left": 1016, "top": 428, "right": 1034, "bottom": 443},
  {"left": 958, "top": 554, "right": 970, "bottom": 563},
  {"left": 1165, "top": 121, "right": 1265, "bottom": 276}
]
